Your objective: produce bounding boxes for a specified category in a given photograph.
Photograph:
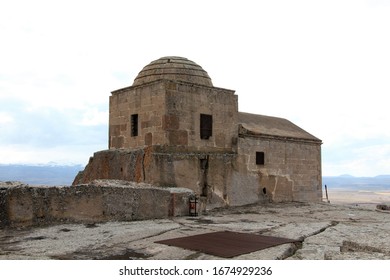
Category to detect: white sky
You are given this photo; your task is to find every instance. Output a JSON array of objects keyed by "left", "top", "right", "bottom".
[{"left": 0, "top": 0, "right": 389, "bottom": 176}]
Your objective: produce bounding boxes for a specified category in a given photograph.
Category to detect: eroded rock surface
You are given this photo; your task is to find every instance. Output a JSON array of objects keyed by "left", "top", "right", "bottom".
[{"left": 1, "top": 202, "right": 389, "bottom": 260}]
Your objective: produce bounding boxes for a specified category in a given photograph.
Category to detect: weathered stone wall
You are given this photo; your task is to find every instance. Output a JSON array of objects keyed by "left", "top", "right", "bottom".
[
  {"left": 164, "top": 81, "right": 238, "bottom": 151},
  {"left": 235, "top": 136, "right": 322, "bottom": 203},
  {"left": 0, "top": 187, "right": 9, "bottom": 227},
  {"left": 148, "top": 150, "right": 235, "bottom": 208},
  {"left": 109, "top": 80, "right": 238, "bottom": 151},
  {"left": 0, "top": 181, "right": 193, "bottom": 228},
  {"left": 74, "top": 147, "right": 235, "bottom": 209},
  {"left": 109, "top": 81, "right": 167, "bottom": 149},
  {"left": 74, "top": 138, "right": 322, "bottom": 207},
  {"left": 74, "top": 149, "right": 148, "bottom": 184}
]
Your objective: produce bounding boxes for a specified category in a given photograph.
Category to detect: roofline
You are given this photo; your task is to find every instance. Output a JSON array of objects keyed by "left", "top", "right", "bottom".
[
  {"left": 238, "top": 124, "right": 323, "bottom": 145},
  {"left": 111, "top": 79, "right": 236, "bottom": 95}
]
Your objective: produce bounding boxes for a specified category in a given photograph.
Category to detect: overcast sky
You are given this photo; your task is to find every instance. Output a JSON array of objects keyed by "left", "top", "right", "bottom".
[{"left": 1, "top": 0, "right": 389, "bottom": 176}]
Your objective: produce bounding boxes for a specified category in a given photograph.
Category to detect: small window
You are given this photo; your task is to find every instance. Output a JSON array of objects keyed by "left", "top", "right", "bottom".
[
  {"left": 256, "top": 152, "right": 265, "bottom": 165},
  {"left": 131, "top": 114, "right": 138, "bottom": 137},
  {"left": 200, "top": 114, "right": 212, "bottom": 139},
  {"left": 200, "top": 158, "right": 209, "bottom": 170}
]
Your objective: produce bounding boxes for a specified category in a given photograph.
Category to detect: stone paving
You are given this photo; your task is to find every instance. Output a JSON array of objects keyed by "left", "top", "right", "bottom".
[{"left": 1, "top": 202, "right": 390, "bottom": 260}]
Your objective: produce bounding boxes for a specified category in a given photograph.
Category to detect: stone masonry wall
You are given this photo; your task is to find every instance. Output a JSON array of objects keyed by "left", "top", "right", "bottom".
[
  {"left": 149, "top": 150, "right": 235, "bottom": 208},
  {"left": 109, "top": 80, "right": 238, "bottom": 152},
  {"left": 164, "top": 81, "right": 238, "bottom": 151},
  {"left": 235, "top": 136, "right": 322, "bottom": 203},
  {"left": 73, "top": 149, "right": 148, "bottom": 184},
  {"left": 0, "top": 181, "right": 193, "bottom": 228},
  {"left": 109, "top": 81, "right": 167, "bottom": 149},
  {"left": 73, "top": 138, "right": 321, "bottom": 208},
  {"left": 73, "top": 147, "right": 235, "bottom": 209}
]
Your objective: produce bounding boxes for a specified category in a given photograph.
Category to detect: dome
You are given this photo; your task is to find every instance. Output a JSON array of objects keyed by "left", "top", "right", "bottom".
[{"left": 132, "top": 56, "right": 213, "bottom": 87}]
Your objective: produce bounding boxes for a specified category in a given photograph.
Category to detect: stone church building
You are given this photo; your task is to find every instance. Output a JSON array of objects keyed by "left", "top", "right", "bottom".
[{"left": 74, "top": 56, "right": 322, "bottom": 208}]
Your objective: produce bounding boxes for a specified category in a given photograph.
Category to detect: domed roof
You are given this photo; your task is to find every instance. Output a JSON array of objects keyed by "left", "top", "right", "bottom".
[{"left": 132, "top": 56, "right": 213, "bottom": 87}]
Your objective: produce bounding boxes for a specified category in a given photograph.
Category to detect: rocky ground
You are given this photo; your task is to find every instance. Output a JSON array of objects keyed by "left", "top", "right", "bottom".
[{"left": 1, "top": 201, "right": 390, "bottom": 260}]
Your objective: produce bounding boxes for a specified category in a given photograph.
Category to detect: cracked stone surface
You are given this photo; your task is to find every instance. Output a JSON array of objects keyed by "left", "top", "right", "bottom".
[{"left": 1, "top": 202, "right": 390, "bottom": 260}]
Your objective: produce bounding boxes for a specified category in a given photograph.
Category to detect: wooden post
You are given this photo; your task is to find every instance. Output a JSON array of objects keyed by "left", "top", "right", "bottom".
[{"left": 325, "top": 184, "right": 330, "bottom": 203}]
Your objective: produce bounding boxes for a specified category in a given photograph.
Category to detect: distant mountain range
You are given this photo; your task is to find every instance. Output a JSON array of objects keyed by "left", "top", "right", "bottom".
[
  {"left": 0, "top": 164, "right": 84, "bottom": 185},
  {"left": 1, "top": 163, "right": 390, "bottom": 189},
  {"left": 323, "top": 175, "right": 390, "bottom": 190}
]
